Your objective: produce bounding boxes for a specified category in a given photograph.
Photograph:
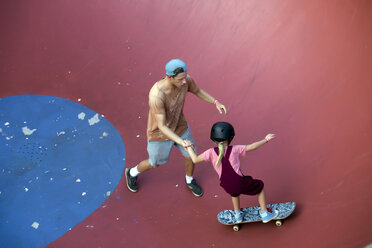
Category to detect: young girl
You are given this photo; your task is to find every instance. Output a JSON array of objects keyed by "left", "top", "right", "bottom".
[{"left": 186, "top": 122, "right": 279, "bottom": 223}]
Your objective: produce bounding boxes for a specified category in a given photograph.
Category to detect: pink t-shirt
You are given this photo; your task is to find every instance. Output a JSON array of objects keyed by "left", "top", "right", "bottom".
[{"left": 201, "top": 145, "right": 247, "bottom": 178}]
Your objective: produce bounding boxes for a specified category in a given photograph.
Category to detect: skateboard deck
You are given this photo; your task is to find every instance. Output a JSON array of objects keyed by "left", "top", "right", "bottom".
[{"left": 217, "top": 201, "right": 296, "bottom": 231}]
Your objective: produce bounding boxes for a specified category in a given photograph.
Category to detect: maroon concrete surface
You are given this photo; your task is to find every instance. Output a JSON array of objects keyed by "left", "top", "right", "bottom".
[{"left": 1, "top": 0, "right": 371, "bottom": 247}]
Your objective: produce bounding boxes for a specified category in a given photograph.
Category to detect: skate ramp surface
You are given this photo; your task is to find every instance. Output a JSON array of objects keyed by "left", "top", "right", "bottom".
[{"left": 0, "top": 0, "right": 371, "bottom": 247}]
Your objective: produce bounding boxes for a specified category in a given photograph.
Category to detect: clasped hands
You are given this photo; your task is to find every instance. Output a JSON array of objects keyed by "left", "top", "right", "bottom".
[{"left": 181, "top": 139, "right": 194, "bottom": 151}]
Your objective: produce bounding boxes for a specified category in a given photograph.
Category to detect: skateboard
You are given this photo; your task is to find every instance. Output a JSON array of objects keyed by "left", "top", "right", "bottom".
[{"left": 217, "top": 201, "right": 296, "bottom": 231}]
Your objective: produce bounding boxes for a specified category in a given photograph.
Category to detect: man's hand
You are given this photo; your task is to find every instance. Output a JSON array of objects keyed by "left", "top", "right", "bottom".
[
  {"left": 182, "top": 139, "right": 194, "bottom": 151},
  {"left": 216, "top": 101, "right": 227, "bottom": 115}
]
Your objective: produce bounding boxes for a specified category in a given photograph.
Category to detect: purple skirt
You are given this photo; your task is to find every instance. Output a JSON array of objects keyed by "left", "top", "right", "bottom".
[
  {"left": 217, "top": 146, "right": 264, "bottom": 197},
  {"left": 220, "top": 175, "right": 264, "bottom": 197}
]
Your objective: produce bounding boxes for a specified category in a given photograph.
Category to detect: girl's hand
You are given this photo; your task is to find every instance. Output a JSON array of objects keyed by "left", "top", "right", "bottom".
[{"left": 265, "top": 134, "right": 276, "bottom": 142}]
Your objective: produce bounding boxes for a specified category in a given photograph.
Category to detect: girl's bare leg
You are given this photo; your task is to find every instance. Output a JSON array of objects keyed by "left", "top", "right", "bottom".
[
  {"left": 258, "top": 188, "right": 268, "bottom": 212},
  {"left": 232, "top": 196, "right": 240, "bottom": 211}
]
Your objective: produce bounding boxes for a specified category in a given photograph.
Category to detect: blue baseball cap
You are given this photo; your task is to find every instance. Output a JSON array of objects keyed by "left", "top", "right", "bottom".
[{"left": 165, "top": 59, "right": 187, "bottom": 76}]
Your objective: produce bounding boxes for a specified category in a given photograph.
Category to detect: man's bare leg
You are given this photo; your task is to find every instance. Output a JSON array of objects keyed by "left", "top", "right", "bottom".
[
  {"left": 125, "top": 159, "right": 155, "bottom": 192},
  {"left": 184, "top": 157, "right": 203, "bottom": 197},
  {"left": 137, "top": 159, "right": 156, "bottom": 173},
  {"left": 184, "top": 157, "right": 194, "bottom": 177}
]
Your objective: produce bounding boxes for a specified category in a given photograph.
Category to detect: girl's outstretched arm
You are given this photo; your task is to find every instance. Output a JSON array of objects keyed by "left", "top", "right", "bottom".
[
  {"left": 246, "top": 134, "right": 275, "bottom": 152},
  {"left": 186, "top": 145, "right": 205, "bottom": 164}
]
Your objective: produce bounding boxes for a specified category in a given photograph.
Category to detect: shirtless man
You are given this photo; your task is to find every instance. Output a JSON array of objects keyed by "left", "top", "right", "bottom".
[{"left": 125, "top": 59, "right": 227, "bottom": 197}]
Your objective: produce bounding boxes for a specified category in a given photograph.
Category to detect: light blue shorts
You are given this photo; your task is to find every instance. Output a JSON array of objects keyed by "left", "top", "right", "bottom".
[{"left": 147, "top": 126, "right": 197, "bottom": 166}]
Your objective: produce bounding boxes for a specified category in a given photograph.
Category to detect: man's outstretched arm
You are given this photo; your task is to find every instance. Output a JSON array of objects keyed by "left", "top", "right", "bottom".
[{"left": 193, "top": 88, "right": 227, "bottom": 115}]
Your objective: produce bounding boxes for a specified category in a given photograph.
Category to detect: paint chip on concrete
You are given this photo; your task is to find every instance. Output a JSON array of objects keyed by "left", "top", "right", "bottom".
[
  {"left": 78, "top": 112, "right": 86, "bottom": 120},
  {"left": 31, "top": 222, "right": 39, "bottom": 229},
  {"left": 57, "top": 131, "right": 66, "bottom": 136},
  {"left": 88, "top": 114, "right": 100, "bottom": 126},
  {"left": 22, "top": 126, "right": 37, "bottom": 135},
  {"left": 100, "top": 132, "right": 109, "bottom": 139}
]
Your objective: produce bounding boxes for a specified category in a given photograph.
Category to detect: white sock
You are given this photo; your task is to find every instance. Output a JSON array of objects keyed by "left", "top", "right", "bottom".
[
  {"left": 235, "top": 210, "right": 241, "bottom": 214},
  {"left": 185, "top": 175, "right": 193, "bottom": 184},
  {"left": 130, "top": 166, "right": 140, "bottom": 177},
  {"left": 260, "top": 210, "right": 268, "bottom": 217}
]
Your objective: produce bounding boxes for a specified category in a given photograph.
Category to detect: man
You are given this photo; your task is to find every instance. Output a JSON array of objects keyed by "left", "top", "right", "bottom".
[{"left": 125, "top": 59, "right": 227, "bottom": 197}]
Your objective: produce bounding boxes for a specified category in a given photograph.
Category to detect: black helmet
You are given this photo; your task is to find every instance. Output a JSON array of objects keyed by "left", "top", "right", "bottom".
[{"left": 210, "top": 122, "right": 235, "bottom": 144}]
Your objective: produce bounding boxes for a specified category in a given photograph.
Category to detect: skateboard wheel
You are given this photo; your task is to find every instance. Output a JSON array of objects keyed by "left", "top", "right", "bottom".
[
  {"left": 275, "top": 220, "right": 282, "bottom": 227},
  {"left": 233, "top": 225, "right": 240, "bottom": 231}
]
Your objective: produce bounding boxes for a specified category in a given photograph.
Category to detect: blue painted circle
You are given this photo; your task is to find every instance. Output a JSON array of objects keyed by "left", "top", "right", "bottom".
[{"left": 0, "top": 95, "right": 125, "bottom": 248}]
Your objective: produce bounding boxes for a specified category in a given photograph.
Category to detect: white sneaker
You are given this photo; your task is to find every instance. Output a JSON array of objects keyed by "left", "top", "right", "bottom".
[
  {"left": 234, "top": 211, "right": 244, "bottom": 223},
  {"left": 260, "top": 209, "right": 279, "bottom": 223}
]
